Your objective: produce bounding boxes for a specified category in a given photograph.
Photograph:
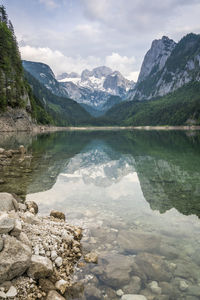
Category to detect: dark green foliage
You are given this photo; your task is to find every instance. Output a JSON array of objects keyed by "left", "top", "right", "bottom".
[
  {"left": 0, "top": 5, "right": 28, "bottom": 110},
  {"left": 24, "top": 70, "right": 93, "bottom": 126},
  {"left": 104, "top": 81, "right": 200, "bottom": 126}
]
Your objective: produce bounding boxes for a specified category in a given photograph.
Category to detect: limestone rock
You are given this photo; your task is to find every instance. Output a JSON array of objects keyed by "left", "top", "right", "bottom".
[
  {"left": 18, "top": 232, "right": 32, "bottom": 247},
  {"left": 55, "top": 256, "right": 63, "bottom": 267},
  {"left": 0, "top": 214, "right": 15, "bottom": 234},
  {"left": 123, "top": 276, "right": 141, "bottom": 294},
  {"left": 0, "top": 235, "right": 31, "bottom": 283},
  {"left": 0, "top": 193, "right": 18, "bottom": 212},
  {"left": 116, "top": 289, "right": 124, "bottom": 296},
  {"left": 46, "top": 290, "right": 65, "bottom": 300},
  {"left": 117, "top": 230, "right": 160, "bottom": 254},
  {"left": 27, "top": 255, "right": 53, "bottom": 279},
  {"left": 50, "top": 210, "right": 65, "bottom": 221},
  {"left": 22, "top": 211, "right": 39, "bottom": 225},
  {"left": 134, "top": 252, "right": 172, "bottom": 282},
  {"left": 0, "top": 148, "right": 5, "bottom": 154},
  {"left": 179, "top": 280, "right": 188, "bottom": 291},
  {"left": 122, "top": 295, "right": 147, "bottom": 300},
  {"left": 39, "top": 279, "right": 56, "bottom": 293},
  {"left": 25, "top": 200, "right": 38, "bottom": 214},
  {"left": 0, "top": 236, "right": 3, "bottom": 251},
  {"left": 148, "top": 281, "right": 162, "bottom": 295},
  {"left": 55, "top": 279, "right": 68, "bottom": 294},
  {"left": 6, "top": 286, "right": 17, "bottom": 298},
  {"left": 84, "top": 285, "right": 101, "bottom": 299},
  {"left": 10, "top": 219, "right": 22, "bottom": 237},
  {"left": 98, "top": 254, "right": 133, "bottom": 288},
  {"left": 84, "top": 252, "right": 98, "bottom": 263}
]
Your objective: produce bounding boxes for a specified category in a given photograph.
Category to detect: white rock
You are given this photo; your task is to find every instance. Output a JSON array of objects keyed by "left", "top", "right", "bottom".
[
  {"left": 121, "top": 295, "right": 147, "bottom": 300},
  {"left": 22, "top": 212, "right": 39, "bottom": 225},
  {"left": 148, "top": 281, "right": 161, "bottom": 295},
  {"left": 6, "top": 286, "right": 17, "bottom": 298},
  {"left": 116, "top": 289, "right": 124, "bottom": 296},
  {"left": 55, "top": 279, "right": 68, "bottom": 294},
  {"left": 179, "top": 280, "right": 189, "bottom": 291},
  {"left": 0, "top": 213, "right": 15, "bottom": 234},
  {"left": 55, "top": 256, "right": 63, "bottom": 267},
  {"left": 51, "top": 250, "right": 57, "bottom": 261},
  {"left": 0, "top": 291, "right": 6, "bottom": 298},
  {"left": 10, "top": 219, "right": 22, "bottom": 237}
]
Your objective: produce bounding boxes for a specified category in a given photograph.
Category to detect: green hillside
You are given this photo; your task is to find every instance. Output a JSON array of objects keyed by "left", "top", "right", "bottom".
[
  {"left": 24, "top": 70, "right": 92, "bottom": 126},
  {"left": 104, "top": 81, "right": 200, "bottom": 126}
]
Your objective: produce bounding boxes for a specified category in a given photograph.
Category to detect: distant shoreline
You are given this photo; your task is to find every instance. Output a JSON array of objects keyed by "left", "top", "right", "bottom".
[{"left": 34, "top": 125, "right": 200, "bottom": 132}]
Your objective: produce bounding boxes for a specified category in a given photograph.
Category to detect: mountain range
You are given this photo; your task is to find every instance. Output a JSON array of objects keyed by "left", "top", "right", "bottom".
[
  {"left": 1, "top": 4, "right": 200, "bottom": 128},
  {"left": 22, "top": 61, "right": 135, "bottom": 115}
]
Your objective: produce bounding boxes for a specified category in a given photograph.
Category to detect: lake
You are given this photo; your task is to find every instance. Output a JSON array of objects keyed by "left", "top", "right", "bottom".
[{"left": 1, "top": 130, "right": 200, "bottom": 299}]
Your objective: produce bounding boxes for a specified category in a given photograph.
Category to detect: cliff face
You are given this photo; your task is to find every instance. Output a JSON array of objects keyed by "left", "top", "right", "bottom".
[{"left": 131, "top": 33, "right": 200, "bottom": 101}]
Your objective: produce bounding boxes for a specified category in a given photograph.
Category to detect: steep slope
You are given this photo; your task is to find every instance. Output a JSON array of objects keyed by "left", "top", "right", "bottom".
[
  {"left": 132, "top": 33, "right": 200, "bottom": 100},
  {"left": 23, "top": 60, "right": 69, "bottom": 98},
  {"left": 24, "top": 70, "right": 93, "bottom": 126},
  {"left": 0, "top": 5, "right": 53, "bottom": 129},
  {"left": 104, "top": 81, "right": 200, "bottom": 126}
]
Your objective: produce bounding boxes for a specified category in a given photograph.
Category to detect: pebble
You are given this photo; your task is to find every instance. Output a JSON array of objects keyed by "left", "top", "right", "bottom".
[
  {"left": 179, "top": 280, "right": 189, "bottom": 291},
  {"left": 55, "top": 256, "right": 63, "bottom": 267},
  {"left": 51, "top": 250, "right": 57, "bottom": 261},
  {"left": 116, "top": 289, "right": 124, "bottom": 296},
  {"left": 148, "top": 281, "right": 162, "bottom": 295},
  {"left": 6, "top": 286, "right": 18, "bottom": 298}
]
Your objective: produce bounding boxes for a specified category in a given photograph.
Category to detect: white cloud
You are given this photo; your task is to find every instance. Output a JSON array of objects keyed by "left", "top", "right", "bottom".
[
  {"left": 39, "top": 0, "right": 59, "bottom": 9},
  {"left": 20, "top": 45, "right": 139, "bottom": 80},
  {"left": 105, "top": 52, "right": 135, "bottom": 78}
]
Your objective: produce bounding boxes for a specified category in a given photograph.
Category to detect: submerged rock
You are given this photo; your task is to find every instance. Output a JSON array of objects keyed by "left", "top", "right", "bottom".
[
  {"left": 50, "top": 210, "right": 65, "bottom": 221},
  {"left": 117, "top": 230, "right": 160, "bottom": 254},
  {"left": 121, "top": 295, "right": 147, "bottom": 300},
  {"left": 84, "top": 252, "right": 98, "bottom": 263},
  {"left": 0, "top": 235, "right": 31, "bottom": 283},
  {"left": 98, "top": 254, "right": 133, "bottom": 288},
  {"left": 134, "top": 252, "right": 172, "bottom": 282}
]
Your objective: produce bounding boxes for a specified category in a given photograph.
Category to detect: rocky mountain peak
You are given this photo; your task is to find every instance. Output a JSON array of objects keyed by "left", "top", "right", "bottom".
[
  {"left": 57, "top": 72, "right": 80, "bottom": 81},
  {"left": 137, "top": 36, "right": 176, "bottom": 83}
]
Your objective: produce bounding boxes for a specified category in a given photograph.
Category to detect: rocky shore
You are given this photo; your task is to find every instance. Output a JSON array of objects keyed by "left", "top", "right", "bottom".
[{"left": 0, "top": 192, "right": 84, "bottom": 300}]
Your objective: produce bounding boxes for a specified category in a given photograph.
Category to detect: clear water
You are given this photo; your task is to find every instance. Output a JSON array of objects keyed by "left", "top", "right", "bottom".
[{"left": 1, "top": 130, "right": 200, "bottom": 300}]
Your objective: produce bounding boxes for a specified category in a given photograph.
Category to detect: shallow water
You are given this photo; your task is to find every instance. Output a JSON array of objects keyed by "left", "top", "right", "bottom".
[{"left": 1, "top": 130, "right": 200, "bottom": 299}]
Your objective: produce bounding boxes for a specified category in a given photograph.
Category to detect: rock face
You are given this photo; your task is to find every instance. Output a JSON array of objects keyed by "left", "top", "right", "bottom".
[
  {"left": 27, "top": 255, "right": 53, "bottom": 279},
  {"left": 0, "top": 235, "right": 31, "bottom": 283},
  {"left": 137, "top": 36, "right": 176, "bottom": 83},
  {"left": 131, "top": 33, "right": 200, "bottom": 101}
]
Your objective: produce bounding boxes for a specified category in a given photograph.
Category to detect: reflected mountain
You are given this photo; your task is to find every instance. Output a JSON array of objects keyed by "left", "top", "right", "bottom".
[{"left": 0, "top": 130, "right": 200, "bottom": 217}]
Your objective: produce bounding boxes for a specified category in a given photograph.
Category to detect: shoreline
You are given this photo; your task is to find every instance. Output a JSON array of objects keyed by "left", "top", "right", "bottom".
[{"left": 20, "top": 124, "right": 200, "bottom": 133}]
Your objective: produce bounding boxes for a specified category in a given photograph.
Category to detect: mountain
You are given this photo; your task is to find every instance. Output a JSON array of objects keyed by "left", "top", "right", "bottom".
[
  {"left": 131, "top": 33, "right": 200, "bottom": 101},
  {"left": 24, "top": 70, "right": 93, "bottom": 126},
  {"left": 103, "top": 81, "right": 200, "bottom": 126},
  {"left": 58, "top": 66, "right": 135, "bottom": 106},
  {"left": 23, "top": 60, "right": 135, "bottom": 115},
  {"left": 22, "top": 60, "right": 69, "bottom": 98}
]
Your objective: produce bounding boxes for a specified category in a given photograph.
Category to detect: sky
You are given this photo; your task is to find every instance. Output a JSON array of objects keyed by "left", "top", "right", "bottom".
[{"left": 2, "top": 0, "right": 200, "bottom": 81}]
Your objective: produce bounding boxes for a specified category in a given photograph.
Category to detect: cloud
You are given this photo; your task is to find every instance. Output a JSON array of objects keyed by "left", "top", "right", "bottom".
[
  {"left": 20, "top": 45, "right": 138, "bottom": 80},
  {"left": 39, "top": 0, "right": 59, "bottom": 9},
  {"left": 105, "top": 53, "right": 135, "bottom": 78}
]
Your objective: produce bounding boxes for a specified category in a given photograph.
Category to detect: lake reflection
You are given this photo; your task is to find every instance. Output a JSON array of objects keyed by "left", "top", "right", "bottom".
[{"left": 1, "top": 130, "right": 200, "bottom": 299}]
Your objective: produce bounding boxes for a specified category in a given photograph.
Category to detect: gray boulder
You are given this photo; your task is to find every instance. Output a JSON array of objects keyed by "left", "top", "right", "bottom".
[
  {"left": 27, "top": 255, "right": 53, "bottom": 279},
  {"left": 0, "top": 235, "right": 31, "bottom": 283},
  {"left": 0, "top": 193, "right": 19, "bottom": 212},
  {"left": 0, "top": 213, "right": 15, "bottom": 234},
  {"left": 98, "top": 254, "right": 133, "bottom": 288}
]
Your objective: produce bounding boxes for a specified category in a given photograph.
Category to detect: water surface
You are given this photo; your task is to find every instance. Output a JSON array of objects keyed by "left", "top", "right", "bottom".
[{"left": 1, "top": 130, "right": 200, "bottom": 299}]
